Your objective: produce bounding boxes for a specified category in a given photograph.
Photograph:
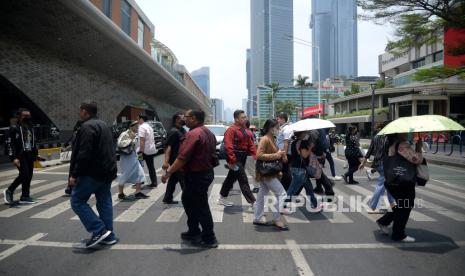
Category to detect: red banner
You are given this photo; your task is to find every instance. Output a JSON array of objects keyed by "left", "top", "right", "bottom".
[{"left": 303, "top": 104, "right": 324, "bottom": 117}]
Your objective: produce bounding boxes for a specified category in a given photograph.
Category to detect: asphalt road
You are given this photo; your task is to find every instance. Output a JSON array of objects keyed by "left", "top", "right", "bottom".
[{"left": 0, "top": 154, "right": 464, "bottom": 276}]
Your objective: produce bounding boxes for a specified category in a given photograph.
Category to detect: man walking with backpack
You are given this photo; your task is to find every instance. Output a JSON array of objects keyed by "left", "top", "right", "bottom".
[{"left": 217, "top": 110, "right": 256, "bottom": 207}]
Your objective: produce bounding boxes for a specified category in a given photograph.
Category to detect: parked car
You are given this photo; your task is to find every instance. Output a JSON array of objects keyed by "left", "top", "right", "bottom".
[
  {"left": 205, "top": 124, "right": 228, "bottom": 151},
  {"left": 147, "top": 120, "right": 167, "bottom": 153}
]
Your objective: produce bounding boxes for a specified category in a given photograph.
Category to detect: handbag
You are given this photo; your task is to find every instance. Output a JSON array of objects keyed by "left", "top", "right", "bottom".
[
  {"left": 383, "top": 143, "right": 417, "bottom": 187},
  {"left": 257, "top": 159, "right": 282, "bottom": 177},
  {"left": 416, "top": 158, "right": 429, "bottom": 186}
]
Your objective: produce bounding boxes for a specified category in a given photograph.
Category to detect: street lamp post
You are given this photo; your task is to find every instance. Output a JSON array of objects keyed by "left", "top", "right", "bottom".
[
  {"left": 285, "top": 36, "right": 321, "bottom": 118},
  {"left": 370, "top": 83, "right": 377, "bottom": 140}
]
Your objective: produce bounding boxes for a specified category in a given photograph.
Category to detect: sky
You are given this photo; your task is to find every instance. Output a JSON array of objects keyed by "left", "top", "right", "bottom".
[{"left": 137, "top": 0, "right": 393, "bottom": 110}]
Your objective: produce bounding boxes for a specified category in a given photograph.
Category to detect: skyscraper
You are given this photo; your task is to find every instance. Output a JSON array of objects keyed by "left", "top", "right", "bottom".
[
  {"left": 191, "top": 67, "right": 210, "bottom": 97},
  {"left": 311, "top": 0, "right": 357, "bottom": 81},
  {"left": 249, "top": 0, "right": 294, "bottom": 117},
  {"left": 210, "top": 98, "right": 224, "bottom": 123}
]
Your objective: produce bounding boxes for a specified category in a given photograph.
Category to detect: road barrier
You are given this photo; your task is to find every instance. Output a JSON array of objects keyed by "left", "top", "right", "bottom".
[{"left": 34, "top": 147, "right": 62, "bottom": 168}]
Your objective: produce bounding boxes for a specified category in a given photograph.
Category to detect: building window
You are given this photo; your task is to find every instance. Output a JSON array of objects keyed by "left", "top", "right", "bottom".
[
  {"left": 433, "top": 51, "right": 443, "bottom": 62},
  {"left": 103, "top": 0, "right": 111, "bottom": 18},
  {"left": 121, "top": 0, "right": 131, "bottom": 36},
  {"left": 137, "top": 19, "right": 144, "bottom": 48},
  {"left": 412, "top": 58, "right": 425, "bottom": 69}
]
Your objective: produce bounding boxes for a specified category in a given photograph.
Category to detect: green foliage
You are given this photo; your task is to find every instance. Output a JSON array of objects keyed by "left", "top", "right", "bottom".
[
  {"left": 412, "top": 66, "right": 465, "bottom": 82},
  {"left": 294, "top": 75, "right": 312, "bottom": 88},
  {"left": 275, "top": 100, "right": 298, "bottom": 117},
  {"left": 375, "top": 80, "right": 385, "bottom": 88},
  {"left": 343, "top": 83, "right": 362, "bottom": 96}
]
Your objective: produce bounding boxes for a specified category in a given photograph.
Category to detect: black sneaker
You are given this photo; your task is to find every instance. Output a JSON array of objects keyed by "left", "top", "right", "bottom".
[
  {"left": 19, "top": 197, "right": 37, "bottom": 204},
  {"left": 64, "top": 187, "right": 72, "bottom": 197},
  {"left": 180, "top": 231, "right": 201, "bottom": 241},
  {"left": 192, "top": 238, "right": 219, "bottom": 249},
  {"left": 163, "top": 200, "right": 179, "bottom": 204},
  {"left": 118, "top": 193, "right": 126, "bottom": 200},
  {"left": 99, "top": 235, "right": 119, "bottom": 245},
  {"left": 85, "top": 229, "right": 111, "bottom": 248},
  {"left": 146, "top": 184, "right": 157, "bottom": 189},
  {"left": 3, "top": 189, "right": 13, "bottom": 205},
  {"left": 134, "top": 192, "right": 149, "bottom": 199},
  {"left": 342, "top": 174, "right": 349, "bottom": 184},
  {"left": 348, "top": 180, "right": 359, "bottom": 185}
]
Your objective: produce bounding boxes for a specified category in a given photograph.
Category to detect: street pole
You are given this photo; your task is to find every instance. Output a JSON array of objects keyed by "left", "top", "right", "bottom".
[{"left": 370, "top": 83, "right": 376, "bottom": 140}]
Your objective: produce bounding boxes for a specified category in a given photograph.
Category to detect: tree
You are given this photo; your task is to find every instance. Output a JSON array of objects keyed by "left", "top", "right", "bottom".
[
  {"left": 358, "top": 1, "right": 465, "bottom": 54},
  {"left": 294, "top": 75, "right": 312, "bottom": 118},
  {"left": 413, "top": 65, "right": 465, "bottom": 81},
  {"left": 275, "top": 100, "right": 298, "bottom": 118},
  {"left": 265, "top": 82, "right": 281, "bottom": 118}
]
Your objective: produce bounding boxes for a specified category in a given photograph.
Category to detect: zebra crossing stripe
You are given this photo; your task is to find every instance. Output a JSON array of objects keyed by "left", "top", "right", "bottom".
[
  {"left": 430, "top": 178, "right": 465, "bottom": 192},
  {"left": 346, "top": 185, "right": 436, "bottom": 222},
  {"left": 32, "top": 182, "right": 118, "bottom": 219},
  {"left": 413, "top": 187, "right": 465, "bottom": 210},
  {"left": 0, "top": 180, "right": 48, "bottom": 199},
  {"left": 208, "top": 184, "right": 224, "bottom": 223},
  {"left": 114, "top": 187, "right": 164, "bottom": 222},
  {"left": 0, "top": 181, "right": 67, "bottom": 217},
  {"left": 0, "top": 178, "right": 15, "bottom": 188},
  {"left": 332, "top": 186, "right": 378, "bottom": 223},
  {"left": 241, "top": 189, "right": 254, "bottom": 223},
  {"left": 425, "top": 184, "right": 465, "bottom": 200},
  {"left": 318, "top": 199, "right": 354, "bottom": 223},
  {"left": 156, "top": 191, "right": 184, "bottom": 222},
  {"left": 283, "top": 203, "right": 311, "bottom": 224}
]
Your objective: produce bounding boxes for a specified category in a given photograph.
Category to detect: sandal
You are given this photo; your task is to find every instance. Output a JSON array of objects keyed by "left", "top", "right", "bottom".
[{"left": 272, "top": 220, "right": 289, "bottom": 231}]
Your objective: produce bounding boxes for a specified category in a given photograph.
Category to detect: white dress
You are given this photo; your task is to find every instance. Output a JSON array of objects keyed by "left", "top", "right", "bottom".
[{"left": 117, "top": 130, "right": 146, "bottom": 185}]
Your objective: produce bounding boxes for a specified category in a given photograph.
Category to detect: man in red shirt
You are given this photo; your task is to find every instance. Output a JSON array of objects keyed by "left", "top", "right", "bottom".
[
  {"left": 161, "top": 109, "right": 218, "bottom": 248},
  {"left": 218, "top": 110, "right": 256, "bottom": 207}
]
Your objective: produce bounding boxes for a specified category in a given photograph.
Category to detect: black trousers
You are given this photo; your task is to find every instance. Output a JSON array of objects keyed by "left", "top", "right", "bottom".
[
  {"left": 182, "top": 170, "right": 215, "bottom": 241},
  {"left": 8, "top": 151, "right": 35, "bottom": 198},
  {"left": 377, "top": 185, "right": 415, "bottom": 240},
  {"left": 143, "top": 153, "right": 157, "bottom": 186},
  {"left": 163, "top": 171, "right": 184, "bottom": 202},
  {"left": 316, "top": 173, "right": 335, "bottom": 196},
  {"left": 219, "top": 154, "right": 255, "bottom": 204},
  {"left": 280, "top": 155, "right": 292, "bottom": 191},
  {"left": 344, "top": 154, "right": 360, "bottom": 182}
]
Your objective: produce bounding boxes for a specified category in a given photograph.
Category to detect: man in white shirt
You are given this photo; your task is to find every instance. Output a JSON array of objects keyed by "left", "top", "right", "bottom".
[{"left": 137, "top": 114, "right": 158, "bottom": 188}]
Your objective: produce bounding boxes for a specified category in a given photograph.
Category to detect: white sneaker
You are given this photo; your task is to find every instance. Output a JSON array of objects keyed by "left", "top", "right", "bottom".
[
  {"left": 333, "top": 176, "right": 342, "bottom": 181},
  {"left": 311, "top": 203, "right": 323, "bottom": 213},
  {"left": 401, "top": 236, "right": 416, "bottom": 243},
  {"left": 217, "top": 197, "right": 233, "bottom": 207},
  {"left": 366, "top": 169, "right": 373, "bottom": 180},
  {"left": 377, "top": 222, "right": 390, "bottom": 235}
]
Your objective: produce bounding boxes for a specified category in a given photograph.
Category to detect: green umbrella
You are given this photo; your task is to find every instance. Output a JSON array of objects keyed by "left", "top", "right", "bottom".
[{"left": 377, "top": 115, "right": 465, "bottom": 135}]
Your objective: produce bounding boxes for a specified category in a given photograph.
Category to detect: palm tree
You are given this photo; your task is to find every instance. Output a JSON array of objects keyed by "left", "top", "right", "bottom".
[
  {"left": 265, "top": 82, "right": 281, "bottom": 118},
  {"left": 294, "top": 75, "right": 311, "bottom": 119}
]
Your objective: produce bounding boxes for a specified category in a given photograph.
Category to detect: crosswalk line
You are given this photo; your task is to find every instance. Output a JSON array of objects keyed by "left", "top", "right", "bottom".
[
  {"left": 0, "top": 181, "right": 67, "bottom": 217},
  {"left": 0, "top": 180, "right": 48, "bottom": 199},
  {"left": 114, "top": 187, "right": 164, "bottom": 222},
  {"left": 208, "top": 184, "right": 224, "bottom": 223},
  {"left": 430, "top": 178, "right": 465, "bottom": 192},
  {"left": 415, "top": 187, "right": 465, "bottom": 210},
  {"left": 282, "top": 202, "right": 310, "bottom": 223},
  {"left": 0, "top": 178, "right": 15, "bottom": 188},
  {"left": 315, "top": 197, "right": 354, "bottom": 223},
  {"left": 332, "top": 187, "right": 378, "bottom": 223},
  {"left": 346, "top": 185, "right": 436, "bottom": 222},
  {"left": 241, "top": 189, "right": 255, "bottom": 223},
  {"left": 32, "top": 182, "right": 118, "bottom": 219},
  {"left": 156, "top": 191, "right": 184, "bottom": 222},
  {"left": 424, "top": 184, "right": 465, "bottom": 200}
]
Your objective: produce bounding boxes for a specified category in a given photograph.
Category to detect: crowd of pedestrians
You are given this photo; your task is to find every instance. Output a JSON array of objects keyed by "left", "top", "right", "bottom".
[{"left": 3, "top": 103, "right": 426, "bottom": 249}]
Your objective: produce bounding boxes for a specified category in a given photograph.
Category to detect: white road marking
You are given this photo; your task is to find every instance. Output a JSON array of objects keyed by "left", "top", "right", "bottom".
[
  {"left": 0, "top": 178, "right": 15, "bottom": 188},
  {"left": 346, "top": 185, "right": 436, "bottom": 222},
  {"left": 0, "top": 180, "right": 48, "bottom": 199},
  {"left": 332, "top": 187, "right": 378, "bottom": 222},
  {"left": 317, "top": 198, "right": 354, "bottom": 223},
  {"left": 0, "top": 182, "right": 67, "bottom": 217},
  {"left": 416, "top": 188, "right": 465, "bottom": 210},
  {"left": 425, "top": 183, "right": 465, "bottom": 200},
  {"left": 286, "top": 240, "right": 314, "bottom": 276},
  {"left": 156, "top": 191, "right": 184, "bottom": 222},
  {"left": 0, "top": 233, "right": 47, "bottom": 261},
  {"left": 37, "top": 163, "right": 70, "bottom": 172},
  {"left": 208, "top": 184, "right": 225, "bottom": 222},
  {"left": 32, "top": 182, "right": 118, "bottom": 219},
  {"left": 114, "top": 187, "right": 164, "bottom": 222},
  {"left": 241, "top": 189, "right": 255, "bottom": 223},
  {"left": 283, "top": 202, "right": 311, "bottom": 224},
  {"left": 430, "top": 178, "right": 465, "bottom": 193}
]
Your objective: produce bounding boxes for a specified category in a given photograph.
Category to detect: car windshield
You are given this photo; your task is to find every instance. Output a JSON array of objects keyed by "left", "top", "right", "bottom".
[{"left": 207, "top": 126, "right": 227, "bottom": 136}]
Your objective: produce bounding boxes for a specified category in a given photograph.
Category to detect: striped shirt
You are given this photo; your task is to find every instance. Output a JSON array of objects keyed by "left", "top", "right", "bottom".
[{"left": 365, "top": 135, "right": 387, "bottom": 168}]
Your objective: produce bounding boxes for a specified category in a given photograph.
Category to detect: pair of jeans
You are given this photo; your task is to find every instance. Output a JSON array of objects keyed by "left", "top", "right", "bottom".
[
  {"left": 369, "top": 165, "right": 395, "bottom": 210},
  {"left": 163, "top": 171, "right": 184, "bottom": 202},
  {"left": 71, "top": 176, "right": 114, "bottom": 237},
  {"left": 254, "top": 177, "right": 287, "bottom": 221},
  {"left": 8, "top": 151, "right": 35, "bottom": 198},
  {"left": 143, "top": 153, "right": 157, "bottom": 186},
  {"left": 344, "top": 153, "right": 360, "bottom": 182},
  {"left": 182, "top": 170, "right": 215, "bottom": 241},
  {"left": 325, "top": 150, "right": 336, "bottom": 177},
  {"left": 377, "top": 185, "right": 415, "bottom": 240},
  {"left": 287, "top": 168, "right": 318, "bottom": 208},
  {"left": 219, "top": 154, "right": 255, "bottom": 204}
]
